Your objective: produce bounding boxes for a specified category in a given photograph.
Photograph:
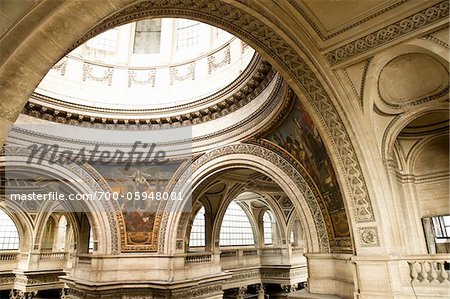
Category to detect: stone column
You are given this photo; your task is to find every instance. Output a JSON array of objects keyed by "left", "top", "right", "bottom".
[
  {"left": 256, "top": 283, "right": 265, "bottom": 299},
  {"left": 237, "top": 286, "right": 247, "bottom": 299}
]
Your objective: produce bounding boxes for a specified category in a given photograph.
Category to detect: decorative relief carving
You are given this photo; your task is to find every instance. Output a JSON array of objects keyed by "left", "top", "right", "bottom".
[
  {"left": 51, "top": 57, "right": 67, "bottom": 76},
  {"left": 208, "top": 45, "right": 231, "bottom": 74},
  {"left": 25, "top": 57, "right": 273, "bottom": 130},
  {"left": 287, "top": 0, "right": 409, "bottom": 40},
  {"left": 82, "top": 63, "right": 113, "bottom": 86},
  {"left": 421, "top": 34, "right": 450, "bottom": 49},
  {"left": 342, "top": 58, "right": 372, "bottom": 108},
  {"left": 69, "top": 0, "right": 379, "bottom": 244},
  {"left": 127, "top": 70, "right": 156, "bottom": 87},
  {"left": 358, "top": 226, "right": 380, "bottom": 247},
  {"left": 170, "top": 62, "right": 195, "bottom": 85},
  {"left": 325, "top": 1, "right": 449, "bottom": 65},
  {"left": 241, "top": 40, "right": 249, "bottom": 53}
]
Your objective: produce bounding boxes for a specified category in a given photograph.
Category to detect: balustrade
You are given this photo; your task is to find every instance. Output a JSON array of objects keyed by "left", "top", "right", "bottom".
[
  {"left": 408, "top": 257, "right": 450, "bottom": 284},
  {"left": 39, "top": 252, "right": 67, "bottom": 260},
  {"left": 0, "top": 252, "right": 18, "bottom": 261},
  {"left": 185, "top": 253, "right": 212, "bottom": 265}
]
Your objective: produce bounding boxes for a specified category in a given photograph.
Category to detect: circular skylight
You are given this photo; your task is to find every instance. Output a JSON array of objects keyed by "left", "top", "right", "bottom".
[{"left": 35, "top": 18, "right": 255, "bottom": 110}]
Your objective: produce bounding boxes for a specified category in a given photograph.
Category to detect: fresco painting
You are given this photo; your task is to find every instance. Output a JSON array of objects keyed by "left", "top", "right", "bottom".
[
  {"left": 93, "top": 162, "right": 181, "bottom": 245},
  {"left": 266, "top": 96, "right": 349, "bottom": 238}
]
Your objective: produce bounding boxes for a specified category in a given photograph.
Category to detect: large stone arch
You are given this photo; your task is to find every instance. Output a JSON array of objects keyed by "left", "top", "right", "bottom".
[
  {"left": 1, "top": 150, "right": 121, "bottom": 255},
  {"left": 0, "top": 0, "right": 380, "bottom": 250},
  {"left": 161, "top": 143, "right": 330, "bottom": 254}
]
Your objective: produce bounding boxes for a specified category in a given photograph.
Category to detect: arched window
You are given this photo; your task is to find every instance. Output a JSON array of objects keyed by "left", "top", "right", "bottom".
[
  {"left": 263, "top": 211, "right": 273, "bottom": 245},
  {"left": 42, "top": 217, "right": 56, "bottom": 251},
  {"left": 88, "top": 228, "right": 94, "bottom": 253},
  {"left": 219, "top": 201, "right": 255, "bottom": 246},
  {"left": 290, "top": 229, "right": 295, "bottom": 245},
  {"left": 189, "top": 206, "right": 205, "bottom": 247},
  {"left": 133, "top": 19, "right": 162, "bottom": 54},
  {"left": 54, "top": 216, "right": 67, "bottom": 251},
  {"left": 0, "top": 210, "right": 20, "bottom": 250},
  {"left": 176, "top": 19, "right": 199, "bottom": 51}
]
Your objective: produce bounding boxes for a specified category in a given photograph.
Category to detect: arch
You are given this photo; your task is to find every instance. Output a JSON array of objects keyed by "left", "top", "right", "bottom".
[
  {"left": 0, "top": 199, "right": 34, "bottom": 253},
  {"left": 161, "top": 143, "right": 330, "bottom": 254},
  {"left": 382, "top": 105, "right": 449, "bottom": 166},
  {"left": 217, "top": 201, "right": 257, "bottom": 247},
  {"left": 0, "top": 151, "right": 121, "bottom": 255},
  {"left": 0, "top": 0, "right": 378, "bottom": 250}
]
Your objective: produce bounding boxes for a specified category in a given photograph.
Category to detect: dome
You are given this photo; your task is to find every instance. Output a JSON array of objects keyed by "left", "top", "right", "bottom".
[{"left": 33, "top": 18, "right": 256, "bottom": 111}]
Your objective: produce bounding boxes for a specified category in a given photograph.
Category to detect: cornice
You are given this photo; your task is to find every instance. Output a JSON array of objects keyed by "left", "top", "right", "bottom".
[
  {"left": 325, "top": 1, "right": 449, "bottom": 66},
  {"left": 23, "top": 56, "right": 274, "bottom": 129},
  {"left": 287, "top": 0, "right": 410, "bottom": 41}
]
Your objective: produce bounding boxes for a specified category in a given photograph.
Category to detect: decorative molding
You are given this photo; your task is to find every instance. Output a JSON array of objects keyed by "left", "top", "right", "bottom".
[
  {"left": 287, "top": 0, "right": 410, "bottom": 40},
  {"left": 208, "top": 45, "right": 231, "bottom": 74},
  {"left": 421, "top": 34, "right": 450, "bottom": 48},
  {"left": 170, "top": 62, "right": 195, "bottom": 85},
  {"left": 51, "top": 57, "right": 67, "bottom": 76},
  {"left": 342, "top": 58, "right": 373, "bottom": 109},
  {"left": 127, "top": 69, "right": 156, "bottom": 87},
  {"left": 325, "top": 1, "right": 449, "bottom": 65},
  {"left": 358, "top": 226, "right": 380, "bottom": 247},
  {"left": 24, "top": 57, "right": 273, "bottom": 129},
  {"left": 82, "top": 63, "right": 114, "bottom": 86}
]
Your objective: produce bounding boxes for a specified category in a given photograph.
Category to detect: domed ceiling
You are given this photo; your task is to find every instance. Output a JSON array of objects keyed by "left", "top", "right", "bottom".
[{"left": 34, "top": 18, "right": 255, "bottom": 110}]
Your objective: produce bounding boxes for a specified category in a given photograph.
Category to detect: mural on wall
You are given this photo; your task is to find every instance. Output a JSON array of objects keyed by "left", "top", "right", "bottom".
[
  {"left": 265, "top": 96, "right": 350, "bottom": 239},
  {"left": 92, "top": 162, "right": 183, "bottom": 250}
]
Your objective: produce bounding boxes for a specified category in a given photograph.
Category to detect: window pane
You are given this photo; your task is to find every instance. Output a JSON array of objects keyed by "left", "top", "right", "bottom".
[
  {"left": 263, "top": 211, "right": 273, "bottom": 245},
  {"left": 88, "top": 228, "right": 94, "bottom": 253},
  {"left": 133, "top": 19, "right": 162, "bottom": 54},
  {"left": 177, "top": 19, "right": 199, "bottom": 51},
  {"left": 432, "top": 215, "right": 450, "bottom": 238},
  {"left": 219, "top": 201, "right": 255, "bottom": 246},
  {"left": 189, "top": 206, "right": 205, "bottom": 247},
  {"left": 0, "top": 210, "right": 20, "bottom": 250}
]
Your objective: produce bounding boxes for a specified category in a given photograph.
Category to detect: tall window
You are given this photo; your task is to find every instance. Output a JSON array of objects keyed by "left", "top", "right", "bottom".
[
  {"left": 88, "top": 228, "right": 94, "bottom": 253},
  {"left": 0, "top": 210, "right": 19, "bottom": 250},
  {"left": 177, "top": 19, "right": 199, "bottom": 51},
  {"left": 432, "top": 215, "right": 450, "bottom": 239},
  {"left": 42, "top": 217, "right": 56, "bottom": 251},
  {"left": 219, "top": 201, "right": 255, "bottom": 246},
  {"left": 86, "top": 29, "right": 118, "bottom": 52},
  {"left": 263, "top": 211, "right": 273, "bottom": 245},
  {"left": 189, "top": 206, "right": 205, "bottom": 247},
  {"left": 133, "top": 19, "right": 162, "bottom": 54},
  {"left": 54, "top": 216, "right": 67, "bottom": 251}
]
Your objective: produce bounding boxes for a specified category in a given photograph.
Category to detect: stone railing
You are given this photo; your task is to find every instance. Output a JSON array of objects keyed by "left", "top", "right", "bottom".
[
  {"left": 243, "top": 249, "right": 258, "bottom": 256},
  {"left": 260, "top": 248, "right": 282, "bottom": 256},
  {"left": 0, "top": 252, "right": 19, "bottom": 261},
  {"left": 220, "top": 249, "right": 237, "bottom": 258},
  {"left": 185, "top": 253, "right": 212, "bottom": 265},
  {"left": 39, "top": 252, "right": 67, "bottom": 260},
  {"left": 408, "top": 256, "right": 450, "bottom": 284}
]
